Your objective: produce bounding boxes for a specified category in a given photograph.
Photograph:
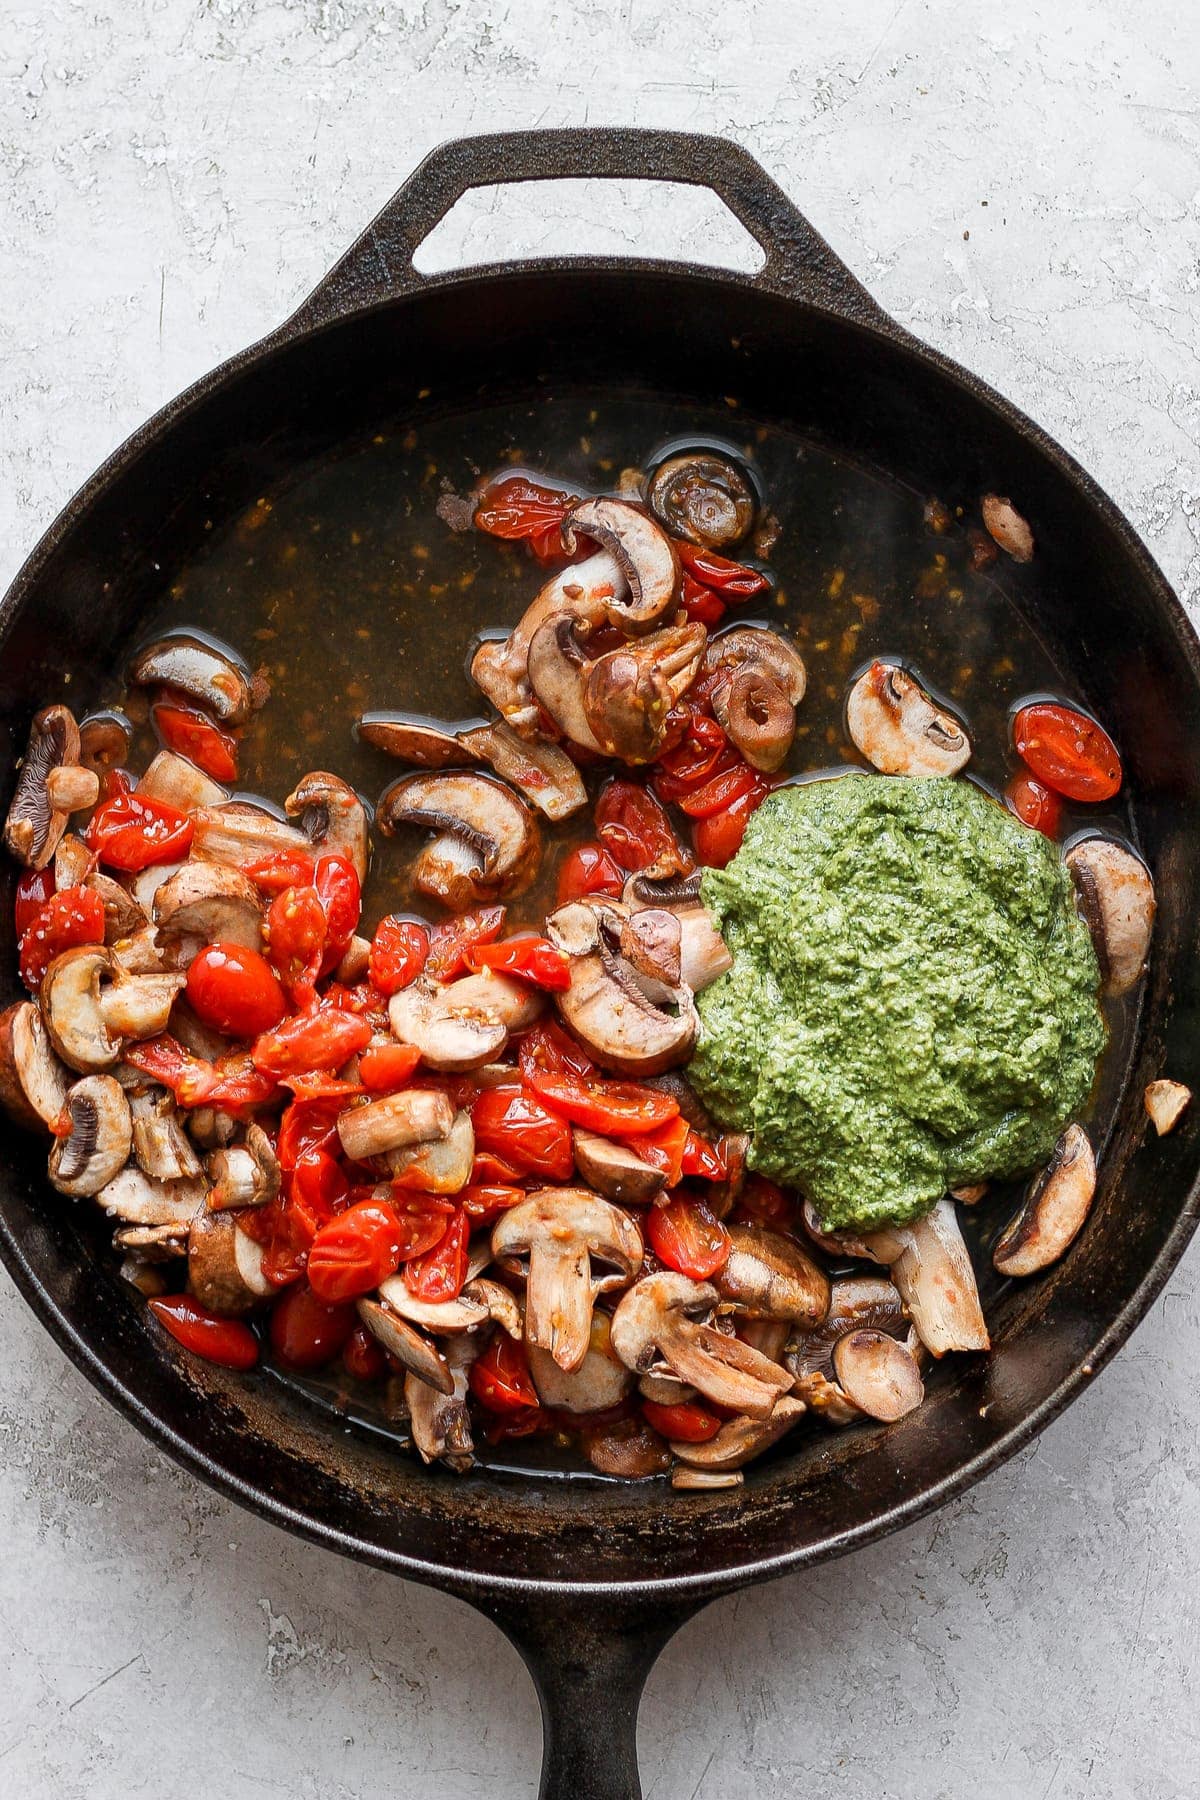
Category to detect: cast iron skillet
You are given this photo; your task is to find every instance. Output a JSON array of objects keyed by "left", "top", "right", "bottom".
[{"left": 2, "top": 129, "right": 1199, "bottom": 1798}]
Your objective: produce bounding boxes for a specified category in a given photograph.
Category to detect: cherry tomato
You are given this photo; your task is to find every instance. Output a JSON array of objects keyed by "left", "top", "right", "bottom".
[
  {"left": 251, "top": 1002, "right": 372, "bottom": 1078},
  {"left": 652, "top": 713, "right": 731, "bottom": 801},
  {"left": 268, "top": 1284, "right": 357, "bottom": 1370},
  {"left": 678, "top": 572, "right": 727, "bottom": 627},
  {"left": 186, "top": 942, "right": 288, "bottom": 1038},
  {"left": 402, "top": 1210, "right": 469, "bottom": 1302},
  {"left": 679, "top": 1129, "right": 728, "bottom": 1182},
  {"left": 19, "top": 885, "right": 106, "bottom": 991},
  {"left": 85, "top": 790, "right": 193, "bottom": 871},
  {"left": 641, "top": 1398, "right": 723, "bottom": 1443},
  {"left": 469, "top": 1332, "right": 539, "bottom": 1413},
  {"left": 621, "top": 1113, "right": 690, "bottom": 1184},
  {"left": 280, "top": 1072, "right": 364, "bottom": 1102},
  {"left": 151, "top": 699, "right": 239, "bottom": 783},
  {"left": 358, "top": 1041, "right": 423, "bottom": 1092},
  {"left": 678, "top": 762, "right": 763, "bottom": 819},
  {"left": 1012, "top": 701, "right": 1122, "bottom": 802},
  {"left": 369, "top": 915, "right": 430, "bottom": 995},
  {"left": 474, "top": 474, "right": 578, "bottom": 562},
  {"left": 555, "top": 841, "right": 624, "bottom": 905},
  {"left": 528, "top": 1074, "right": 679, "bottom": 1136},
  {"left": 458, "top": 1183, "right": 526, "bottom": 1226},
  {"left": 291, "top": 1146, "right": 350, "bottom": 1217},
  {"left": 675, "top": 542, "right": 770, "bottom": 597},
  {"left": 307, "top": 1198, "right": 408, "bottom": 1303},
  {"left": 471, "top": 1085, "right": 574, "bottom": 1180},
  {"left": 466, "top": 936, "right": 571, "bottom": 991},
  {"left": 594, "top": 781, "right": 690, "bottom": 874},
  {"left": 517, "top": 1017, "right": 595, "bottom": 1085},
  {"left": 386, "top": 1192, "right": 455, "bottom": 1259},
  {"left": 244, "top": 848, "right": 317, "bottom": 894},
  {"left": 1004, "top": 771, "right": 1064, "bottom": 839},
  {"left": 693, "top": 782, "right": 767, "bottom": 867},
  {"left": 313, "top": 853, "right": 361, "bottom": 974},
  {"left": 734, "top": 1174, "right": 796, "bottom": 1228},
  {"left": 646, "top": 1194, "right": 731, "bottom": 1280},
  {"left": 265, "top": 884, "right": 327, "bottom": 1004},
  {"left": 425, "top": 905, "right": 506, "bottom": 982},
  {"left": 343, "top": 1322, "right": 388, "bottom": 1382},
  {"left": 123, "top": 1034, "right": 219, "bottom": 1107},
  {"left": 14, "top": 867, "right": 55, "bottom": 939},
  {"left": 148, "top": 1295, "right": 259, "bottom": 1371},
  {"left": 470, "top": 1149, "right": 524, "bottom": 1185}
]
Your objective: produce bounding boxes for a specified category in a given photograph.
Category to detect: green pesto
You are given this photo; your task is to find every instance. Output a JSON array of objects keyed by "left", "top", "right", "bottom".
[{"left": 691, "top": 775, "right": 1106, "bottom": 1232}]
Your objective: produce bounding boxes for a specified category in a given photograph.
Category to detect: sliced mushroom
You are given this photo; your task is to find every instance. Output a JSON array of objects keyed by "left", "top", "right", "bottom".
[
  {"left": 4, "top": 706, "right": 95, "bottom": 868},
  {"left": 525, "top": 613, "right": 605, "bottom": 753},
  {"left": 285, "top": 771, "right": 370, "bottom": 884},
  {"left": 47, "top": 1075, "right": 133, "bottom": 1197},
  {"left": 492, "top": 1188, "right": 643, "bottom": 1373},
  {"left": 95, "top": 1165, "right": 207, "bottom": 1227},
  {"left": 187, "top": 1210, "right": 273, "bottom": 1315},
  {"left": 190, "top": 801, "right": 313, "bottom": 870},
  {"left": 127, "top": 859, "right": 188, "bottom": 918},
  {"left": 646, "top": 452, "right": 756, "bottom": 551},
  {"left": 1066, "top": 837, "right": 1155, "bottom": 997},
  {"left": 560, "top": 497, "right": 679, "bottom": 634},
  {"left": 620, "top": 908, "right": 682, "bottom": 987},
  {"left": 1145, "top": 1079, "right": 1191, "bottom": 1137},
  {"left": 206, "top": 1124, "right": 281, "bottom": 1210},
  {"left": 993, "top": 1124, "right": 1096, "bottom": 1277},
  {"left": 78, "top": 711, "right": 133, "bottom": 775},
  {"left": 623, "top": 874, "right": 732, "bottom": 993},
  {"left": 187, "top": 1107, "right": 238, "bottom": 1151},
  {"left": 53, "top": 833, "right": 94, "bottom": 890},
  {"left": 153, "top": 863, "right": 264, "bottom": 952},
  {"left": 378, "top": 770, "right": 539, "bottom": 908},
  {"left": 128, "top": 632, "right": 258, "bottom": 725},
  {"left": 584, "top": 1416, "right": 673, "bottom": 1478},
  {"left": 336, "top": 1087, "right": 454, "bottom": 1162},
  {"left": 469, "top": 551, "right": 625, "bottom": 734},
  {"left": 376, "top": 1274, "right": 491, "bottom": 1335},
  {"left": 857, "top": 1199, "right": 990, "bottom": 1356},
  {"left": 93, "top": 969, "right": 185, "bottom": 1042},
  {"left": 114, "top": 1225, "right": 188, "bottom": 1266},
  {"left": 458, "top": 720, "right": 588, "bottom": 821},
  {"left": 981, "top": 494, "right": 1035, "bottom": 563},
  {"left": 704, "top": 627, "right": 807, "bottom": 772},
  {"left": 572, "top": 1128, "right": 667, "bottom": 1205},
  {"left": 389, "top": 1107, "right": 474, "bottom": 1194},
  {"left": 388, "top": 972, "right": 539, "bottom": 1072},
  {"left": 846, "top": 661, "right": 971, "bottom": 777},
  {"left": 547, "top": 899, "right": 699, "bottom": 1076},
  {"left": 610, "top": 1271, "right": 793, "bottom": 1418},
  {"left": 671, "top": 1467, "right": 744, "bottom": 1491},
  {"left": 405, "top": 1339, "right": 477, "bottom": 1473},
  {"left": 129, "top": 1086, "right": 203, "bottom": 1182},
  {"left": 461, "top": 1277, "right": 524, "bottom": 1339},
  {"left": 136, "top": 750, "right": 229, "bottom": 812},
  {"left": 0, "top": 1001, "right": 71, "bottom": 1131},
  {"left": 715, "top": 1224, "right": 830, "bottom": 1328},
  {"left": 786, "top": 1274, "right": 910, "bottom": 1402},
  {"left": 831, "top": 1330, "right": 924, "bottom": 1422},
  {"left": 41, "top": 946, "right": 185, "bottom": 1072},
  {"left": 357, "top": 714, "right": 465, "bottom": 766},
  {"left": 528, "top": 1319, "right": 634, "bottom": 1411},
  {"left": 670, "top": 1394, "right": 807, "bottom": 1470},
  {"left": 581, "top": 623, "right": 707, "bottom": 763},
  {"left": 335, "top": 934, "right": 372, "bottom": 983},
  {"left": 357, "top": 1297, "right": 453, "bottom": 1393}
]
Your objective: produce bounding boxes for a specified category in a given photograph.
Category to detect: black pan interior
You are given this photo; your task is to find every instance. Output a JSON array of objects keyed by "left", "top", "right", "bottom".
[{"left": 3, "top": 268, "right": 1199, "bottom": 1593}]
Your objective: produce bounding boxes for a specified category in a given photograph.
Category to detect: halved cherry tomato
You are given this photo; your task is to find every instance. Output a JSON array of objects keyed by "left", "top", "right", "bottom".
[
  {"left": 265, "top": 884, "right": 327, "bottom": 1004},
  {"left": 358, "top": 1041, "right": 423, "bottom": 1092},
  {"left": 268, "top": 1284, "right": 357, "bottom": 1369},
  {"left": 734, "top": 1174, "right": 796, "bottom": 1228},
  {"left": 369, "top": 915, "right": 430, "bottom": 995},
  {"left": 148, "top": 1295, "right": 259, "bottom": 1371},
  {"left": 470, "top": 1149, "right": 524, "bottom": 1185},
  {"left": 307, "top": 1198, "right": 408, "bottom": 1303},
  {"left": 277, "top": 1096, "right": 342, "bottom": 1173},
  {"left": 314, "top": 852, "right": 361, "bottom": 974},
  {"left": 594, "top": 781, "right": 690, "bottom": 874},
  {"left": 652, "top": 713, "right": 731, "bottom": 801},
  {"left": 186, "top": 942, "right": 288, "bottom": 1038},
  {"left": 151, "top": 699, "right": 239, "bottom": 783},
  {"left": 678, "top": 572, "right": 727, "bottom": 627},
  {"left": 459, "top": 1183, "right": 526, "bottom": 1226},
  {"left": 1004, "top": 771, "right": 1064, "bottom": 839},
  {"left": 343, "top": 1322, "right": 388, "bottom": 1382},
  {"left": 474, "top": 474, "right": 578, "bottom": 562},
  {"left": 646, "top": 1194, "right": 731, "bottom": 1280},
  {"left": 469, "top": 1331, "right": 539, "bottom": 1413},
  {"left": 641, "top": 1398, "right": 723, "bottom": 1443},
  {"left": 280, "top": 1072, "right": 364, "bottom": 1102},
  {"left": 693, "top": 782, "right": 767, "bottom": 867},
  {"left": 244, "top": 848, "right": 317, "bottom": 894},
  {"left": 1012, "top": 701, "right": 1122, "bottom": 802},
  {"left": 251, "top": 1003, "right": 372, "bottom": 1078},
  {"left": 528, "top": 1074, "right": 679, "bottom": 1137},
  {"left": 123, "top": 1034, "right": 220, "bottom": 1107},
  {"left": 555, "top": 841, "right": 624, "bottom": 905},
  {"left": 425, "top": 904, "right": 506, "bottom": 981},
  {"left": 205, "top": 1054, "right": 280, "bottom": 1114},
  {"left": 675, "top": 542, "right": 770, "bottom": 597},
  {"left": 402, "top": 1210, "right": 469, "bottom": 1302},
  {"left": 19, "top": 884, "right": 106, "bottom": 991},
  {"left": 14, "top": 867, "right": 56, "bottom": 939},
  {"left": 678, "top": 762, "right": 763, "bottom": 819},
  {"left": 517, "top": 1017, "right": 594, "bottom": 1085},
  {"left": 466, "top": 936, "right": 571, "bottom": 991},
  {"left": 680, "top": 1129, "right": 728, "bottom": 1182},
  {"left": 621, "top": 1113, "right": 690, "bottom": 1184},
  {"left": 387, "top": 1192, "right": 455, "bottom": 1260},
  {"left": 471, "top": 1085, "right": 574, "bottom": 1180},
  {"left": 290, "top": 1146, "right": 350, "bottom": 1218},
  {"left": 85, "top": 790, "right": 193, "bottom": 871}
]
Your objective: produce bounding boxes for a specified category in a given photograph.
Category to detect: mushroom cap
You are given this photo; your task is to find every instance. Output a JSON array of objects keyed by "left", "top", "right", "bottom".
[
  {"left": 41, "top": 945, "right": 121, "bottom": 1072},
  {"left": 572, "top": 1128, "right": 667, "bottom": 1205},
  {"left": 581, "top": 623, "right": 707, "bottom": 763},
  {"left": 388, "top": 972, "right": 537, "bottom": 1072},
  {"left": 993, "top": 1123, "right": 1097, "bottom": 1278},
  {"left": 78, "top": 710, "right": 133, "bottom": 774},
  {"left": 469, "top": 551, "right": 625, "bottom": 733},
  {"left": 377, "top": 770, "right": 540, "bottom": 907},
  {"left": 526, "top": 614, "right": 605, "bottom": 753},
  {"left": 189, "top": 801, "right": 313, "bottom": 869},
  {"left": 547, "top": 900, "right": 699, "bottom": 1077},
  {"left": 846, "top": 660, "right": 971, "bottom": 778},
  {"left": 4, "top": 705, "right": 82, "bottom": 869},
  {"left": 48, "top": 1075, "right": 133, "bottom": 1197},
  {"left": 493, "top": 1187, "right": 644, "bottom": 1372},
  {"left": 153, "top": 863, "right": 264, "bottom": 951},
  {"left": 561, "top": 498, "right": 679, "bottom": 634},
  {"left": 205, "top": 1124, "right": 280, "bottom": 1210},
  {"left": 128, "top": 631, "right": 256, "bottom": 725},
  {"left": 705, "top": 625, "right": 807, "bottom": 704},
  {"left": 357, "top": 713, "right": 466, "bottom": 766},
  {"left": 609, "top": 1269, "right": 719, "bottom": 1370},
  {"left": 715, "top": 1223, "right": 831, "bottom": 1326},
  {"left": 285, "top": 771, "right": 370, "bottom": 884},
  {"left": 646, "top": 452, "right": 756, "bottom": 551},
  {"left": 0, "top": 1000, "right": 71, "bottom": 1131},
  {"left": 831, "top": 1329, "right": 925, "bottom": 1422},
  {"left": 670, "top": 1395, "right": 807, "bottom": 1470},
  {"left": 1065, "top": 836, "right": 1155, "bottom": 997},
  {"left": 357, "top": 1298, "right": 453, "bottom": 1393}
]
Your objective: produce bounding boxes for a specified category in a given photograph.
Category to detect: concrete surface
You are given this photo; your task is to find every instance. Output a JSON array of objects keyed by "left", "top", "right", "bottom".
[{"left": 2, "top": 2, "right": 1199, "bottom": 1795}]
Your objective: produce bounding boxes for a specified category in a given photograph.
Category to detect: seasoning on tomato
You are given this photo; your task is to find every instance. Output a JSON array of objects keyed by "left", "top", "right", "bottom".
[
  {"left": 306, "top": 1198, "right": 409, "bottom": 1304},
  {"left": 402, "top": 1209, "right": 469, "bottom": 1303},
  {"left": 1004, "top": 771, "right": 1063, "bottom": 839},
  {"left": 251, "top": 1002, "right": 372, "bottom": 1078},
  {"left": 14, "top": 867, "right": 56, "bottom": 939},
  {"left": 425, "top": 905, "right": 506, "bottom": 981},
  {"left": 148, "top": 1295, "right": 259, "bottom": 1371},
  {"left": 266, "top": 883, "right": 327, "bottom": 1003},
  {"left": 466, "top": 936, "right": 571, "bottom": 991},
  {"left": 84, "top": 789, "right": 194, "bottom": 871},
  {"left": 1012, "top": 701, "right": 1122, "bottom": 802},
  {"left": 645, "top": 1194, "right": 731, "bottom": 1280},
  {"left": 151, "top": 699, "right": 239, "bottom": 783},
  {"left": 18, "top": 884, "right": 106, "bottom": 991},
  {"left": 369, "top": 914, "right": 429, "bottom": 995},
  {"left": 186, "top": 942, "right": 288, "bottom": 1038},
  {"left": 471, "top": 1085, "right": 574, "bottom": 1180},
  {"left": 594, "top": 780, "right": 691, "bottom": 874}
]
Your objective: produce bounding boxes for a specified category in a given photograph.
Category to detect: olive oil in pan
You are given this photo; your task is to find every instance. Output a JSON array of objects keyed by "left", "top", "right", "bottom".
[{"left": 128, "top": 388, "right": 1138, "bottom": 1474}]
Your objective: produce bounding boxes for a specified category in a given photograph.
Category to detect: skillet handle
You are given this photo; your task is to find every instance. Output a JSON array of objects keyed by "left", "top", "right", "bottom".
[
  {"left": 479, "top": 1591, "right": 699, "bottom": 1800},
  {"left": 288, "top": 127, "right": 887, "bottom": 331}
]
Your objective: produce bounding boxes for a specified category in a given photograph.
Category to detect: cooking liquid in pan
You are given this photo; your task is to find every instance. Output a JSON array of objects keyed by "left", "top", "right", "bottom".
[{"left": 117, "top": 389, "right": 1138, "bottom": 1478}]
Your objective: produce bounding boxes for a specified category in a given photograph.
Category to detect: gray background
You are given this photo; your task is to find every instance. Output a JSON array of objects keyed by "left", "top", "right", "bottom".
[{"left": 2, "top": 2, "right": 1199, "bottom": 1795}]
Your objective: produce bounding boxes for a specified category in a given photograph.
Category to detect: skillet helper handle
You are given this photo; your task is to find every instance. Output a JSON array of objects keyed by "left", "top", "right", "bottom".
[
  {"left": 482, "top": 1593, "right": 697, "bottom": 1800},
  {"left": 289, "top": 126, "right": 887, "bottom": 330}
]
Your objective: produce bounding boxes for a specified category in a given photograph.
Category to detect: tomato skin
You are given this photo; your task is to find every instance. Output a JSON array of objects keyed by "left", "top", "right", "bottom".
[
  {"left": 290, "top": 1146, "right": 350, "bottom": 1217},
  {"left": 555, "top": 841, "right": 624, "bottom": 905},
  {"left": 251, "top": 1003, "right": 372, "bottom": 1078},
  {"left": 265, "top": 884, "right": 327, "bottom": 1005},
  {"left": 679, "top": 1129, "right": 728, "bottom": 1182},
  {"left": 148, "top": 1295, "right": 259, "bottom": 1371},
  {"left": 85, "top": 790, "right": 194, "bottom": 871},
  {"left": 358, "top": 1041, "right": 423, "bottom": 1092},
  {"left": 186, "top": 942, "right": 288, "bottom": 1038},
  {"left": 268, "top": 1284, "right": 357, "bottom": 1370},
  {"left": 517, "top": 1017, "right": 595, "bottom": 1085},
  {"left": 646, "top": 1194, "right": 731, "bottom": 1280},
  {"left": 244, "top": 848, "right": 317, "bottom": 895},
  {"left": 641, "top": 1398, "right": 723, "bottom": 1443},
  {"left": 313, "top": 853, "right": 361, "bottom": 974},
  {"left": 343, "top": 1322, "right": 388, "bottom": 1382},
  {"left": 425, "top": 905, "right": 506, "bottom": 981},
  {"left": 469, "top": 1332, "right": 539, "bottom": 1413},
  {"left": 307, "top": 1198, "right": 407, "bottom": 1303},
  {"left": 528, "top": 1074, "right": 679, "bottom": 1136},
  {"left": 678, "top": 572, "right": 727, "bottom": 627},
  {"left": 14, "top": 867, "right": 56, "bottom": 939},
  {"left": 471, "top": 1085, "right": 574, "bottom": 1180},
  {"left": 622, "top": 1113, "right": 690, "bottom": 1184},
  {"left": 459, "top": 1183, "right": 526, "bottom": 1226},
  {"left": 474, "top": 474, "right": 577, "bottom": 562},
  {"left": 675, "top": 542, "right": 770, "bottom": 597},
  {"left": 594, "top": 781, "right": 690, "bottom": 874},
  {"left": 1012, "top": 702, "right": 1122, "bottom": 802},
  {"left": 369, "top": 915, "right": 430, "bottom": 995},
  {"left": 277, "top": 1096, "right": 342, "bottom": 1172},
  {"left": 20, "top": 885, "right": 106, "bottom": 991},
  {"left": 466, "top": 936, "right": 571, "bottom": 991},
  {"left": 677, "top": 762, "right": 763, "bottom": 819},
  {"left": 1004, "top": 771, "right": 1064, "bottom": 839},
  {"left": 152, "top": 700, "right": 239, "bottom": 783},
  {"left": 693, "top": 781, "right": 767, "bottom": 867},
  {"left": 652, "top": 713, "right": 731, "bottom": 801},
  {"left": 402, "top": 1210, "right": 470, "bottom": 1302}
]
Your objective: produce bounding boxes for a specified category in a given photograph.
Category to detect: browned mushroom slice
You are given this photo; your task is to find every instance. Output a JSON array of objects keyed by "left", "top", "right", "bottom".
[
  {"left": 285, "top": 771, "right": 370, "bottom": 884},
  {"left": 704, "top": 627, "right": 807, "bottom": 773},
  {"left": 115, "top": 1224, "right": 189, "bottom": 1265},
  {"left": 714, "top": 1223, "right": 830, "bottom": 1328},
  {"left": 128, "top": 632, "right": 258, "bottom": 725},
  {"left": 48, "top": 1076, "right": 133, "bottom": 1197},
  {"left": 136, "top": 750, "right": 229, "bottom": 812},
  {"left": 581, "top": 623, "right": 707, "bottom": 763},
  {"left": 153, "top": 863, "right": 264, "bottom": 953},
  {"left": 129, "top": 1086, "right": 203, "bottom": 1183},
  {"left": 460, "top": 1277, "right": 524, "bottom": 1339},
  {"left": 0, "top": 1001, "right": 71, "bottom": 1131},
  {"left": 846, "top": 661, "right": 971, "bottom": 777},
  {"left": 41, "top": 946, "right": 185, "bottom": 1072},
  {"left": 670, "top": 1394, "right": 807, "bottom": 1470},
  {"left": 584, "top": 1416, "right": 673, "bottom": 1478},
  {"left": 405, "top": 1339, "right": 477, "bottom": 1472},
  {"left": 527, "top": 1312, "right": 633, "bottom": 1412},
  {"left": 526, "top": 613, "right": 605, "bottom": 753},
  {"left": 458, "top": 720, "right": 587, "bottom": 821},
  {"left": 187, "top": 1210, "right": 273, "bottom": 1315},
  {"left": 560, "top": 497, "right": 679, "bottom": 634},
  {"left": 357, "top": 713, "right": 466, "bottom": 766},
  {"left": 356, "top": 1298, "right": 453, "bottom": 1393},
  {"left": 95, "top": 1165, "right": 207, "bottom": 1227},
  {"left": 492, "top": 1187, "right": 643, "bottom": 1373},
  {"left": 993, "top": 1124, "right": 1096, "bottom": 1277},
  {"left": 205, "top": 1124, "right": 280, "bottom": 1210},
  {"left": 336, "top": 1087, "right": 454, "bottom": 1162},
  {"left": 389, "top": 1108, "right": 475, "bottom": 1194},
  {"left": 1065, "top": 837, "right": 1154, "bottom": 997},
  {"left": 786, "top": 1274, "right": 910, "bottom": 1406},
  {"left": 378, "top": 770, "right": 539, "bottom": 908},
  {"left": 78, "top": 711, "right": 133, "bottom": 775},
  {"left": 1145, "top": 1079, "right": 1191, "bottom": 1137},
  {"left": 547, "top": 899, "right": 699, "bottom": 1076},
  {"left": 610, "top": 1270, "right": 793, "bottom": 1417},
  {"left": 4, "top": 706, "right": 97, "bottom": 868},
  {"left": 389, "top": 971, "right": 539, "bottom": 1072},
  {"left": 190, "top": 801, "right": 313, "bottom": 869},
  {"left": 572, "top": 1128, "right": 667, "bottom": 1205},
  {"left": 470, "top": 551, "right": 625, "bottom": 733},
  {"left": 831, "top": 1329, "right": 925, "bottom": 1421},
  {"left": 646, "top": 452, "right": 756, "bottom": 551},
  {"left": 622, "top": 874, "right": 732, "bottom": 993},
  {"left": 375, "top": 1273, "right": 491, "bottom": 1334},
  {"left": 619, "top": 908, "right": 682, "bottom": 988},
  {"left": 858, "top": 1200, "right": 990, "bottom": 1356},
  {"left": 981, "top": 493, "right": 1035, "bottom": 563}
]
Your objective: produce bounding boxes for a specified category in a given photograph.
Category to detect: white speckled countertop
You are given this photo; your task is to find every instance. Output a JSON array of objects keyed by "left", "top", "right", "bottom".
[{"left": 2, "top": 3, "right": 1199, "bottom": 1795}]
